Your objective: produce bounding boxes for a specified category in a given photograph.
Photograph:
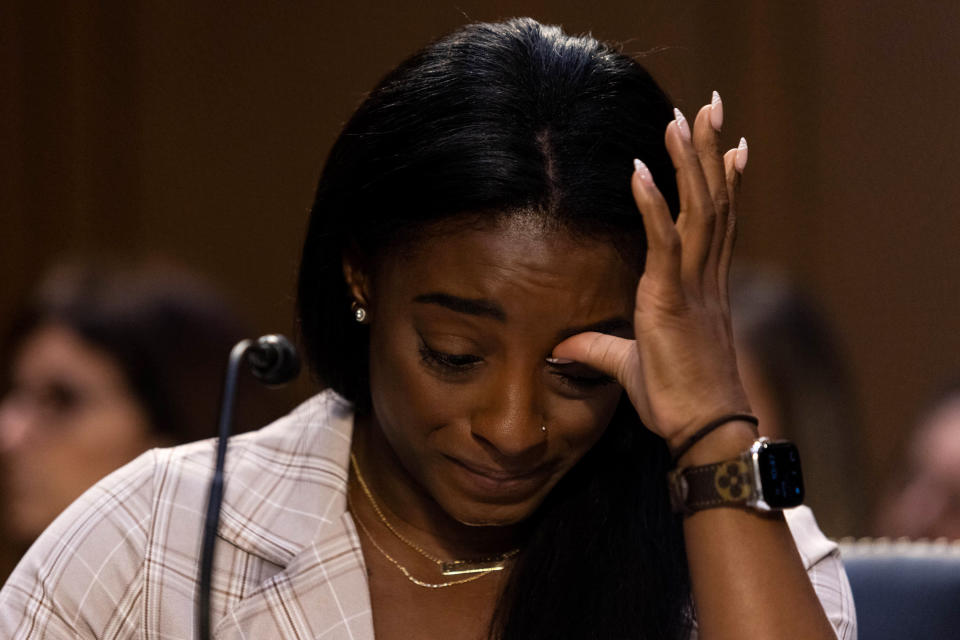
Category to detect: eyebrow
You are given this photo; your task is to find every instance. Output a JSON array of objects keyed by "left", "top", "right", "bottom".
[
  {"left": 413, "top": 292, "right": 632, "bottom": 339},
  {"left": 413, "top": 293, "right": 507, "bottom": 322}
]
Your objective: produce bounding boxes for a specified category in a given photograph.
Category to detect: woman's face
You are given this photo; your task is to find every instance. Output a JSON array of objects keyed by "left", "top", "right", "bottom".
[
  {"left": 357, "top": 215, "right": 637, "bottom": 527},
  {"left": 0, "top": 324, "right": 155, "bottom": 543}
]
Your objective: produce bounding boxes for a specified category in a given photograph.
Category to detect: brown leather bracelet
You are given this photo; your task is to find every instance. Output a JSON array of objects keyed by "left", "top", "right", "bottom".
[{"left": 670, "top": 413, "right": 759, "bottom": 465}]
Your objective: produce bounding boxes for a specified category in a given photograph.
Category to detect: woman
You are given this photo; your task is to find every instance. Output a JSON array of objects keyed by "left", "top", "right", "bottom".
[
  {"left": 0, "top": 261, "right": 281, "bottom": 572},
  {"left": 874, "top": 380, "right": 960, "bottom": 539},
  {"left": 730, "top": 267, "right": 867, "bottom": 537},
  {"left": 0, "top": 19, "right": 853, "bottom": 639}
]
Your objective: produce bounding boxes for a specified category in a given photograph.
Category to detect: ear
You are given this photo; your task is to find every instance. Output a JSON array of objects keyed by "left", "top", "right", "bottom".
[{"left": 341, "top": 249, "right": 371, "bottom": 307}]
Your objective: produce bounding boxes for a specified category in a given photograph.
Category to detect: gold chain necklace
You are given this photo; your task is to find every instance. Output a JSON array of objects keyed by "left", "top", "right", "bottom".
[
  {"left": 348, "top": 489, "right": 491, "bottom": 589},
  {"left": 349, "top": 453, "right": 519, "bottom": 578}
]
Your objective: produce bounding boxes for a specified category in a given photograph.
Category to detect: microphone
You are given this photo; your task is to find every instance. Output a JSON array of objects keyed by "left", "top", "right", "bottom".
[
  {"left": 197, "top": 334, "right": 300, "bottom": 640},
  {"left": 246, "top": 334, "right": 301, "bottom": 385}
]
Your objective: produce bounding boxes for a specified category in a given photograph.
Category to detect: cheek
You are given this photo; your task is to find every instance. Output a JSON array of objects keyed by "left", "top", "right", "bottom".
[
  {"left": 5, "top": 401, "right": 153, "bottom": 539},
  {"left": 367, "top": 324, "right": 464, "bottom": 452}
]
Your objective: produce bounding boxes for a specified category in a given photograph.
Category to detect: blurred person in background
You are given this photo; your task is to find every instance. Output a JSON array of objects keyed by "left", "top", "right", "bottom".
[
  {"left": 0, "top": 259, "right": 295, "bottom": 579},
  {"left": 874, "top": 380, "right": 960, "bottom": 539},
  {"left": 731, "top": 267, "right": 868, "bottom": 537}
]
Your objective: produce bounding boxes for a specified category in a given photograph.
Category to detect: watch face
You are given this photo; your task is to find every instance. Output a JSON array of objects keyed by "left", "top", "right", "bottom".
[{"left": 757, "top": 441, "right": 804, "bottom": 508}]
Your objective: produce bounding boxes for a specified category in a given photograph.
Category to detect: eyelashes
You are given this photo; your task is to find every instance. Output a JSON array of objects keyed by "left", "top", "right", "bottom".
[
  {"left": 553, "top": 368, "right": 616, "bottom": 389},
  {"left": 417, "top": 338, "right": 614, "bottom": 389},
  {"left": 418, "top": 342, "right": 482, "bottom": 372}
]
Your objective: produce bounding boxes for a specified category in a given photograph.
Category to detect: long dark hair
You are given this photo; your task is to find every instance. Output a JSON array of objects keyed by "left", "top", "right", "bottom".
[{"left": 298, "top": 18, "right": 691, "bottom": 639}]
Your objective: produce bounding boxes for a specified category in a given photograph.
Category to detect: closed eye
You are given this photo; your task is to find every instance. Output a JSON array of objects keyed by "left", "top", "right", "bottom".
[
  {"left": 418, "top": 339, "right": 482, "bottom": 375},
  {"left": 547, "top": 362, "right": 616, "bottom": 389}
]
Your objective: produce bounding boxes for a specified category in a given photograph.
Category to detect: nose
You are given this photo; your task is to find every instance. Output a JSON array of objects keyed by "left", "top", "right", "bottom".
[{"left": 469, "top": 366, "right": 547, "bottom": 460}]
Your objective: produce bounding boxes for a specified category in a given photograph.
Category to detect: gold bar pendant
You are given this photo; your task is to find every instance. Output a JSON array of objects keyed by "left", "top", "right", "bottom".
[{"left": 441, "top": 560, "right": 507, "bottom": 576}]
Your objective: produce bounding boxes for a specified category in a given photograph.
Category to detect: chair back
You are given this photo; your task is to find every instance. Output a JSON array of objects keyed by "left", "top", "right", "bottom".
[{"left": 839, "top": 538, "right": 960, "bottom": 640}]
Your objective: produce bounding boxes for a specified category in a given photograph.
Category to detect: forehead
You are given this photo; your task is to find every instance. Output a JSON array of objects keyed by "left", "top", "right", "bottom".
[
  {"left": 375, "top": 215, "right": 637, "bottom": 319},
  {"left": 14, "top": 324, "right": 122, "bottom": 384}
]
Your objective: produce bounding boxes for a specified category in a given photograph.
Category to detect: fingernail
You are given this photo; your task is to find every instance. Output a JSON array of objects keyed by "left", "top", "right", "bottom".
[
  {"left": 546, "top": 357, "right": 575, "bottom": 365},
  {"left": 633, "top": 158, "right": 654, "bottom": 187},
  {"left": 673, "top": 107, "right": 691, "bottom": 141},
  {"left": 735, "top": 137, "right": 748, "bottom": 172},
  {"left": 710, "top": 90, "right": 723, "bottom": 131}
]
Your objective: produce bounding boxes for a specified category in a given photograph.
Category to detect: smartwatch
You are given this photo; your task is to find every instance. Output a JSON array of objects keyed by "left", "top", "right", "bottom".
[{"left": 667, "top": 437, "right": 804, "bottom": 515}]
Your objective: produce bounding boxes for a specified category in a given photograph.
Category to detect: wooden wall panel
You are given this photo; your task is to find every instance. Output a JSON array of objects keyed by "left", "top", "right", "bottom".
[{"left": 3, "top": 1, "right": 959, "bottom": 535}]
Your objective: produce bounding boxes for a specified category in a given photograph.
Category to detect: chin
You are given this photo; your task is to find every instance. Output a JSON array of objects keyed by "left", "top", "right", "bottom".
[{"left": 438, "top": 491, "right": 546, "bottom": 528}]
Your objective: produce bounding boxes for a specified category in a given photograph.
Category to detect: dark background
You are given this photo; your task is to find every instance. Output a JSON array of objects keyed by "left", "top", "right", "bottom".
[{"left": 3, "top": 1, "right": 959, "bottom": 534}]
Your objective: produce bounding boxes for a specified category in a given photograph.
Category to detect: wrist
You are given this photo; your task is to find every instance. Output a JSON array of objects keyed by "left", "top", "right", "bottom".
[{"left": 673, "top": 419, "right": 759, "bottom": 467}]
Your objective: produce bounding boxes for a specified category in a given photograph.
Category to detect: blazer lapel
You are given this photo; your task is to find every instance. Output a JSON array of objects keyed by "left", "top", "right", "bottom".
[
  {"left": 214, "top": 511, "right": 374, "bottom": 640},
  {"left": 211, "top": 391, "right": 374, "bottom": 639}
]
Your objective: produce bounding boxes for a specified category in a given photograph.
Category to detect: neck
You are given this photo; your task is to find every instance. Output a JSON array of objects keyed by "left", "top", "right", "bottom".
[{"left": 350, "top": 412, "right": 525, "bottom": 561}]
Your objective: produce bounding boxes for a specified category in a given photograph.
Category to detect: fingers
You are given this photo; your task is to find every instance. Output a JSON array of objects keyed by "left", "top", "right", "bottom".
[
  {"left": 658, "top": 94, "right": 745, "bottom": 301},
  {"left": 551, "top": 331, "right": 638, "bottom": 388},
  {"left": 665, "top": 108, "right": 715, "bottom": 287},
  {"left": 717, "top": 144, "right": 744, "bottom": 313},
  {"left": 693, "top": 93, "right": 731, "bottom": 289},
  {"left": 693, "top": 93, "right": 729, "bottom": 220},
  {"left": 632, "top": 160, "right": 682, "bottom": 293},
  {"left": 632, "top": 100, "right": 746, "bottom": 304}
]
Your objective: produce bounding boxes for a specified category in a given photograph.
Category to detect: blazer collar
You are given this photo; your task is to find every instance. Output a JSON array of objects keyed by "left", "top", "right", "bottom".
[
  {"left": 216, "top": 390, "right": 355, "bottom": 565},
  {"left": 213, "top": 511, "right": 375, "bottom": 639},
  {"left": 211, "top": 390, "right": 375, "bottom": 638}
]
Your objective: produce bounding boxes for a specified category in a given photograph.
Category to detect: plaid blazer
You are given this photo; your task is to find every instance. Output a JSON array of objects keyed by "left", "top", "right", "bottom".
[{"left": 0, "top": 390, "right": 855, "bottom": 639}]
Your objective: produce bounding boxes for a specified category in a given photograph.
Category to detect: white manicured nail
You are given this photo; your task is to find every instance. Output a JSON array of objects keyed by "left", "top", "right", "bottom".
[
  {"left": 735, "top": 137, "right": 748, "bottom": 172},
  {"left": 546, "top": 357, "right": 575, "bottom": 365},
  {"left": 673, "top": 107, "right": 691, "bottom": 141},
  {"left": 710, "top": 91, "right": 723, "bottom": 131},
  {"left": 633, "top": 158, "right": 654, "bottom": 187}
]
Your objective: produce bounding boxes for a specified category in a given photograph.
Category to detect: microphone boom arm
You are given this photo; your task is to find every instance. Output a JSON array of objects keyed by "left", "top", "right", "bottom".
[{"left": 197, "top": 335, "right": 299, "bottom": 639}]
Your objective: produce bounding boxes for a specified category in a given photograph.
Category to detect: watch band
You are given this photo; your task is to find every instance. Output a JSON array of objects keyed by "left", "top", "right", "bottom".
[
  {"left": 668, "top": 454, "right": 757, "bottom": 514},
  {"left": 667, "top": 437, "right": 804, "bottom": 514}
]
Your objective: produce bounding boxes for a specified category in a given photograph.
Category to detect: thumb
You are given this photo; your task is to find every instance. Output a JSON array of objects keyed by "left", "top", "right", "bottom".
[{"left": 552, "top": 331, "right": 637, "bottom": 386}]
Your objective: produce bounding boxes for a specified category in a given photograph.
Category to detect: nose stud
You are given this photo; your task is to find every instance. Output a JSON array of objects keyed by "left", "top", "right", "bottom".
[{"left": 541, "top": 425, "right": 547, "bottom": 434}]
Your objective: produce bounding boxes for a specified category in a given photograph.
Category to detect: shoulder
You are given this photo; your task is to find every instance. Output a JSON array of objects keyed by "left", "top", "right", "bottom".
[
  {"left": 784, "top": 506, "right": 858, "bottom": 640},
  {"left": 0, "top": 448, "right": 159, "bottom": 638},
  {"left": 0, "top": 391, "right": 354, "bottom": 638},
  {"left": 203, "top": 390, "right": 356, "bottom": 564},
  {"left": 139, "top": 388, "right": 355, "bottom": 538}
]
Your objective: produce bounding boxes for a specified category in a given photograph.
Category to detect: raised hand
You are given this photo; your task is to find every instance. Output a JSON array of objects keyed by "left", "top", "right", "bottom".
[{"left": 553, "top": 92, "right": 752, "bottom": 455}]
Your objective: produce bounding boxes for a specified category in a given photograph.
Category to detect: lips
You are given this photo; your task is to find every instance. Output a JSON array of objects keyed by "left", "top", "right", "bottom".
[{"left": 443, "top": 454, "right": 553, "bottom": 500}]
